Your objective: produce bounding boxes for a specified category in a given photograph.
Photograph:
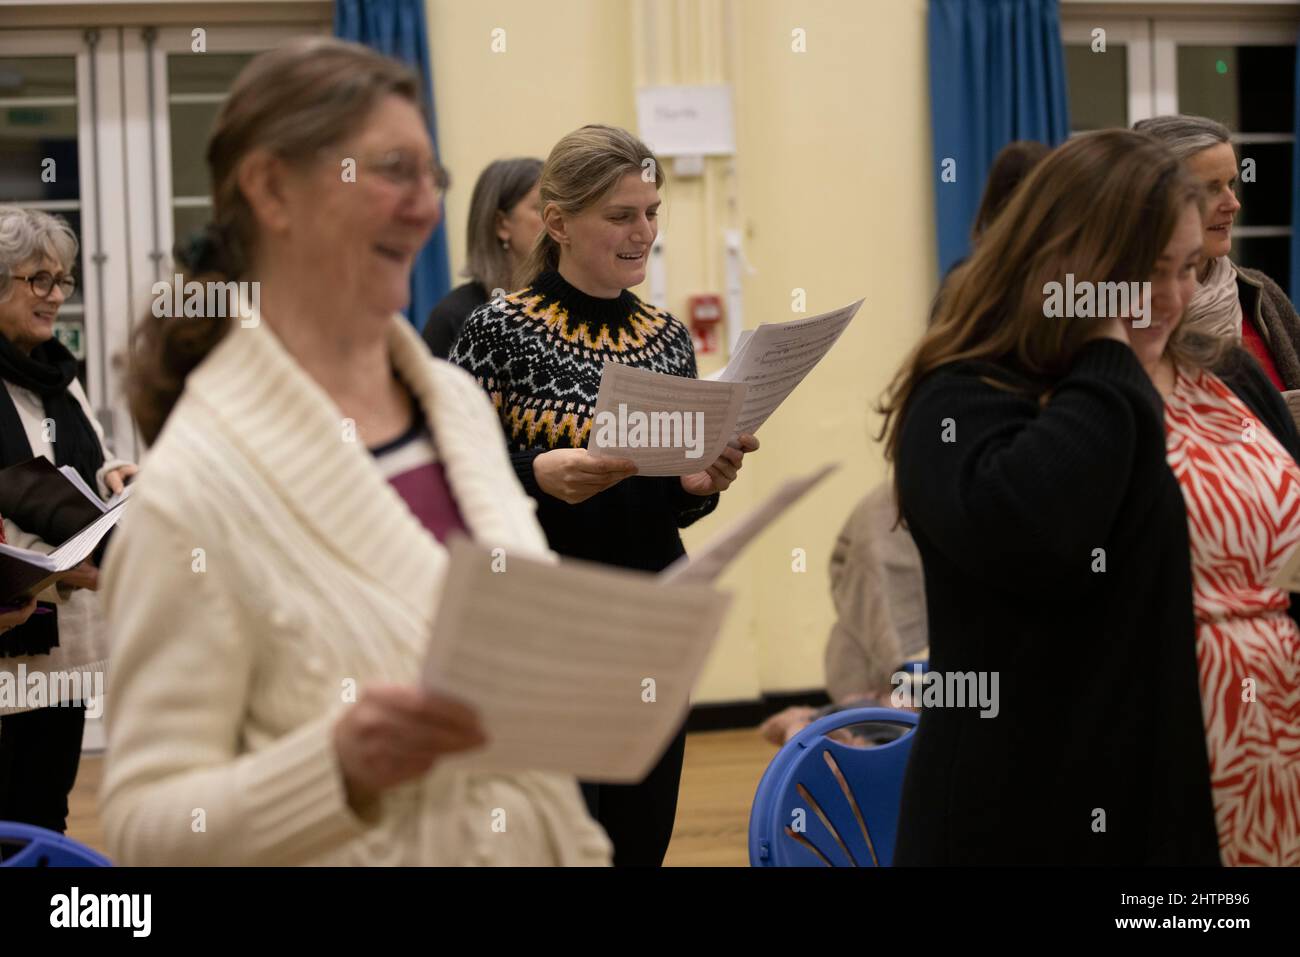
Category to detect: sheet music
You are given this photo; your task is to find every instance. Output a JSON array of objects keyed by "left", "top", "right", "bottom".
[
  {"left": 422, "top": 538, "right": 731, "bottom": 782},
  {"left": 718, "top": 299, "right": 863, "bottom": 435},
  {"left": 586, "top": 362, "right": 748, "bottom": 476},
  {"left": 0, "top": 501, "right": 127, "bottom": 603},
  {"left": 48, "top": 502, "right": 126, "bottom": 568},
  {"left": 58, "top": 465, "right": 133, "bottom": 509},
  {"left": 704, "top": 330, "right": 754, "bottom": 382},
  {"left": 661, "top": 463, "right": 840, "bottom": 585},
  {"left": 56, "top": 465, "right": 107, "bottom": 511}
]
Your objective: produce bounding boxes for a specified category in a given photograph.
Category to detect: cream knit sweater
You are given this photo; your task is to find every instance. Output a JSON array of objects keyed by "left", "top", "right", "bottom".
[{"left": 99, "top": 314, "right": 611, "bottom": 866}]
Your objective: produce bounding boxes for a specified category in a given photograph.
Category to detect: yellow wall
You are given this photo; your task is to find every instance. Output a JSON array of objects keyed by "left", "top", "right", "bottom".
[
  {"left": 427, "top": 0, "right": 637, "bottom": 278},
  {"left": 427, "top": 0, "right": 935, "bottom": 702}
]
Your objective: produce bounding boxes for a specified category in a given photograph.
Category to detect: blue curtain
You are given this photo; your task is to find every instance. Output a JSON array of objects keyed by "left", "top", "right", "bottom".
[
  {"left": 335, "top": 0, "right": 451, "bottom": 329},
  {"left": 928, "top": 0, "right": 1071, "bottom": 276}
]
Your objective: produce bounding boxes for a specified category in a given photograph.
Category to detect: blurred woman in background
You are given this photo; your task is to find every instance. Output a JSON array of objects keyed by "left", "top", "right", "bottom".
[
  {"left": 1135, "top": 114, "right": 1300, "bottom": 391},
  {"left": 421, "top": 157, "right": 543, "bottom": 358}
]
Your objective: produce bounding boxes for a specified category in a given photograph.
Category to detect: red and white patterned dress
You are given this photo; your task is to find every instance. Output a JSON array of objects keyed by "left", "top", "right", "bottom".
[{"left": 1164, "top": 366, "right": 1300, "bottom": 866}]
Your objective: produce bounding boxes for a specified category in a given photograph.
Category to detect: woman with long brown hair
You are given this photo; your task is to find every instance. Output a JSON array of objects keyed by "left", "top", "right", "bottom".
[{"left": 879, "top": 129, "right": 1225, "bottom": 865}]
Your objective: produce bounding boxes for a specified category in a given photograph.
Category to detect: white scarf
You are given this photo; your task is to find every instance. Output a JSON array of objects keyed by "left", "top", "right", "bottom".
[{"left": 1182, "top": 255, "right": 1241, "bottom": 341}]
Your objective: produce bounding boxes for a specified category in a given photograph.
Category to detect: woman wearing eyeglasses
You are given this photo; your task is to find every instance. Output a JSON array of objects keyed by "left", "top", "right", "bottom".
[
  {"left": 0, "top": 205, "right": 136, "bottom": 834},
  {"left": 98, "top": 39, "right": 610, "bottom": 866}
]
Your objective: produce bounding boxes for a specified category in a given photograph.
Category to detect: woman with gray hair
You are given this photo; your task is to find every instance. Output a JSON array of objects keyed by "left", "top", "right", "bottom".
[
  {"left": 1135, "top": 114, "right": 1300, "bottom": 390},
  {"left": 421, "top": 157, "right": 543, "bottom": 358},
  {"left": 0, "top": 205, "right": 135, "bottom": 835}
]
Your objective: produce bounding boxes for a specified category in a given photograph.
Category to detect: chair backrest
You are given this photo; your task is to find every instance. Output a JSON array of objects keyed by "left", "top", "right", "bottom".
[
  {"left": 749, "top": 706, "right": 918, "bottom": 866},
  {"left": 0, "top": 821, "right": 112, "bottom": 867}
]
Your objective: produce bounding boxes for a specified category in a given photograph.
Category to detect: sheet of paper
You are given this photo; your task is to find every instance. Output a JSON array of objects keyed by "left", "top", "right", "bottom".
[
  {"left": 586, "top": 361, "right": 748, "bottom": 476},
  {"left": 0, "top": 501, "right": 126, "bottom": 602},
  {"left": 661, "top": 463, "right": 840, "bottom": 586},
  {"left": 56, "top": 465, "right": 133, "bottom": 510},
  {"left": 47, "top": 502, "right": 126, "bottom": 567},
  {"left": 421, "top": 539, "right": 732, "bottom": 782},
  {"left": 57, "top": 465, "right": 107, "bottom": 511},
  {"left": 702, "top": 331, "right": 752, "bottom": 382},
  {"left": 719, "top": 298, "right": 863, "bottom": 435}
]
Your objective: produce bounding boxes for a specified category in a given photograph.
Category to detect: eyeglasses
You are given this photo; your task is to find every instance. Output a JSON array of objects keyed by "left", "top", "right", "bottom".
[
  {"left": 357, "top": 149, "right": 448, "bottom": 199},
  {"left": 12, "top": 271, "right": 76, "bottom": 299}
]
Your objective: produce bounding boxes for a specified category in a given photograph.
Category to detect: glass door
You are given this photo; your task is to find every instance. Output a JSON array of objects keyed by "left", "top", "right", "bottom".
[
  {"left": 1154, "top": 20, "right": 1297, "bottom": 293},
  {"left": 0, "top": 23, "right": 325, "bottom": 465},
  {"left": 1061, "top": 19, "right": 1154, "bottom": 132},
  {"left": 122, "top": 25, "right": 321, "bottom": 309},
  {"left": 0, "top": 28, "right": 133, "bottom": 454}
]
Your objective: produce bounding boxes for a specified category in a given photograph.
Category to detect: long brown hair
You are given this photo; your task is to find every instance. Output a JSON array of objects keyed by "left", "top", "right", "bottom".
[
  {"left": 126, "top": 37, "right": 423, "bottom": 446},
  {"left": 970, "top": 140, "right": 1051, "bottom": 240},
  {"left": 515, "top": 124, "right": 665, "bottom": 289},
  {"left": 464, "top": 157, "right": 543, "bottom": 295},
  {"left": 880, "top": 130, "right": 1213, "bottom": 469}
]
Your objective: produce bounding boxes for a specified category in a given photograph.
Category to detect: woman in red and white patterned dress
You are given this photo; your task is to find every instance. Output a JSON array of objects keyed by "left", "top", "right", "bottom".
[{"left": 1132, "top": 199, "right": 1300, "bottom": 866}]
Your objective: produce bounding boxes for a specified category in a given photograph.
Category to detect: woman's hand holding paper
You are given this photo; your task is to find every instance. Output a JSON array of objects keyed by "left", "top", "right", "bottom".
[{"left": 681, "top": 432, "right": 760, "bottom": 496}]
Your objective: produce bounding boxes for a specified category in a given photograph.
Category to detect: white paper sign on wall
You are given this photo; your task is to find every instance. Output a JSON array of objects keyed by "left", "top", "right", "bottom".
[{"left": 635, "top": 85, "right": 735, "bottom": 157}]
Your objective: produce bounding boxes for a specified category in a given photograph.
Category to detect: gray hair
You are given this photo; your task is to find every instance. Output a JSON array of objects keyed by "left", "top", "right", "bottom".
[
  {"left": 1133, "top": 114, "right": 1233, "bottom": 161},
  {"left": 0, "top": 205, "right": 78, "bottom": 302}
]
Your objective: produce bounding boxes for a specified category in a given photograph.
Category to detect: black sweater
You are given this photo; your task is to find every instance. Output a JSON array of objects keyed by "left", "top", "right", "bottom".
[
  {"left": 422, "top": 281, "right": 488, "bottom": 360},
  {"left": 449, "top": 270, "right": 717, "bottom": 572},
  {"left": 893, "top": 341, "right": 1297, "bottom": 866}
]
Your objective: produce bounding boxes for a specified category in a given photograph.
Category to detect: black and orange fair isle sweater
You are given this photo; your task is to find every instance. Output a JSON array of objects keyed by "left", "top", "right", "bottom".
[{"left": 448, "top": 269, "right": 719, "bottom": 572}]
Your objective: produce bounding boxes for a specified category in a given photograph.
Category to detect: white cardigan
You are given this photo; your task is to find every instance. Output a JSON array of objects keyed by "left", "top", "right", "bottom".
[
  {"left": 99, "top": 314, "right": 611, "bottom": 866},
  {"left": 1, "top": 376, "right": 131, "bottom": 715}
]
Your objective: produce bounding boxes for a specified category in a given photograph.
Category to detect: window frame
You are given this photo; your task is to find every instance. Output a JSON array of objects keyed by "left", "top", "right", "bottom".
[{"left": 1061, "top": 18, "right": 1155, "bottom": 128}]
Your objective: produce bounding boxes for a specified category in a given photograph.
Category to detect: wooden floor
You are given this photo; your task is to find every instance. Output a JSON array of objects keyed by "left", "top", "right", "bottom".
[{"left": 66, "top": 728, "right": 775, "bottom": 867}]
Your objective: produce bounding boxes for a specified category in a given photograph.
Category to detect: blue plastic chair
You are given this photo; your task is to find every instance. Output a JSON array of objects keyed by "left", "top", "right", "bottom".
[
  {"left": 749, "top": 706, "right": 919, "bottom": 866},
  {"left": 0, "top": 821, "right": 112, "bottom": 867}
]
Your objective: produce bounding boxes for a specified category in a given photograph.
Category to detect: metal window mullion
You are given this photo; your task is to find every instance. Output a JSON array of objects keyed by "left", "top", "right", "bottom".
[
  {"left": 143, "top": 26, "right": 164, "bottom": 283},
  {"left": 82, "top": 27, "right": 111, "bottom": 440},
  {"left": 0, "top": 96, "right": 78, "bottom": 108}
]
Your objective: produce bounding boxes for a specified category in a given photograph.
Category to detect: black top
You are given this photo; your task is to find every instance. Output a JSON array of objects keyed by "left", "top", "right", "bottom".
[
  {"left": 449, "top": 270, "right": 717, "bottom": 572},
  {"left": 892, "top": 340, "right": 1298, "bottom": 865},
  {"left": 422, "top": 280, "right": 488, "bottom": 360}
]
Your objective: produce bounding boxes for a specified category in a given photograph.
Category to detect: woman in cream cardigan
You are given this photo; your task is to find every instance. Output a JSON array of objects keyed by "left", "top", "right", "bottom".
[{"left": 99, "top": 38, "right": 610, "bottom": 866}]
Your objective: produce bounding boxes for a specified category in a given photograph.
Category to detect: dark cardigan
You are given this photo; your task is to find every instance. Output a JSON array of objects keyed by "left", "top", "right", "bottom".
[
  {"left": 893, "top": 341, "right": 1297, "bottom": 866},
  {"left": 1238, "top": 265, "right": 1300, "bottom": 391},
  {"left": 422, "top": 281, "right": 488, "bottom": 360}
]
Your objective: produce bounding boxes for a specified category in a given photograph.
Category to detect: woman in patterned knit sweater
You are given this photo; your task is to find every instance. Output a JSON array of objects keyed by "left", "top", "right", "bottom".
[{"left": 451, "top": 125, "right": 759, "bottom": 867}]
